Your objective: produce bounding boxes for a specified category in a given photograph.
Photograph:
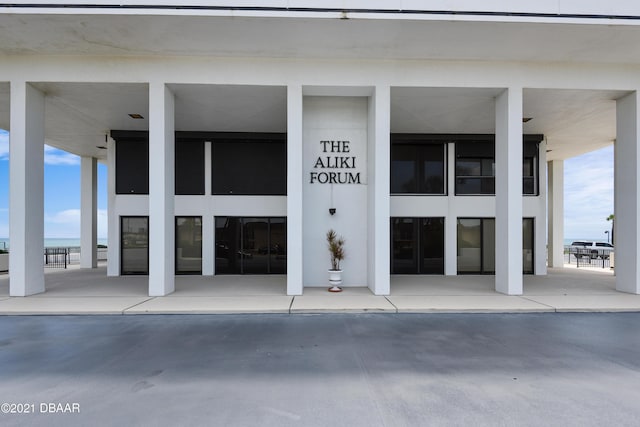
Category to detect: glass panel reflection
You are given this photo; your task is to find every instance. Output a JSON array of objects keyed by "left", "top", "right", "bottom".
[
  {"left": 215, "top": 217, "right": 286, "bottom": 275},
  {"left": 421, "top": 218, "right": 444, "bottom": 274},
  {"left": 391, "top": 218, "right": 416, "bottom": 274},
  {"left": 270, "top": 218, "right": 287, "bottom": 274},
  {"left": 482, "top": 219, "right": 496, "bottom": 273},
  {"left": 457, "top": 218, "right": 482, "bottom": 273},
  {"left": 176, "top": 217, "right": 202, "bottom": 274},
  {"left": 523, "top": 218, "right": 534, "bottom": 274},
  {"left": 121, "top": 216, "right": 149, "bottom": 275},
  {"left": 242, "top": 218, "right": 270, "bottom": 274},
  {"left": 215, "top": 217, "right": 241, "bottom": 274}
]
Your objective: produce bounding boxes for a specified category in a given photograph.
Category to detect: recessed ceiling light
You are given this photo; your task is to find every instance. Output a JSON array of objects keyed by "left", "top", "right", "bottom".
[
  {"left": 128, "top": 113, "right": 144, "bottom": 119},
  {"left": 522, "top": 117, "right": 533, "bottom": 123}
]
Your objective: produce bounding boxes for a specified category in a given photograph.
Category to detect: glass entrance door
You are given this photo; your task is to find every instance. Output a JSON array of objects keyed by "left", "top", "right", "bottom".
[
  {"left": 391, "top": 217, "right": 444, "bottom": 274},
  {"left": 215, "top": 217, "right": 286, "bottom": 274}
]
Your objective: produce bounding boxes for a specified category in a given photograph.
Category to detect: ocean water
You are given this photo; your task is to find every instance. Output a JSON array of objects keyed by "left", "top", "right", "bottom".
[{"left": 0, "top": 238, "right": 108, "bottom": 250}]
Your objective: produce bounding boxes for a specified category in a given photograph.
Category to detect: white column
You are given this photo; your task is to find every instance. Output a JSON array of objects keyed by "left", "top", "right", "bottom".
[
  {"left": 202, "top": 141, "right": 214, "bottom": 276},
  {"left": 445, "top": 142, "right": 457, "bottom": 275},
  {"left": 287, "top": 85, "right": 304, "bottom": 295},
  {"left": 368, "top": 86, "right": 390, "bottom": 295},
  {"left": 106, "top": 136, "right": 119, "bottom": 276},
  {"left": 148, "top": 83, "right": 175, "bottom": 296},
  {"left": 495, "top": 87, "right": 523, "bottom": 295},
  {"left": 9, "top": 81, "right": 45, "bottom": 296},
  {"left": 615, "top": 91, "right": 640, "bottom": 294},
  {"left": 80, "top": 156, "right": 98, "bottom": 268},
  {"left": 547, "top": 159, "right": 565, "bottom": 268},
  {"left": 535, "top": 144, "right": 548, "bottom": 275},
  {"left": 202, "top": 216, "right": 214, "bottom": 276}
]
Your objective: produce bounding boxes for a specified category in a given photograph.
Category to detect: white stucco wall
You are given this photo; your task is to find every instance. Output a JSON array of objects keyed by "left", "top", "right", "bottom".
[{"left": 303, "top": 96, "right": 369, "bottom": 286}]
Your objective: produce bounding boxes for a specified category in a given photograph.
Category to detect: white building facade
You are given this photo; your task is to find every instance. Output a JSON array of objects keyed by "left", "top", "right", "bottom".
[{"left": 1, "top": 1, "right": 640, "bottom": 297}]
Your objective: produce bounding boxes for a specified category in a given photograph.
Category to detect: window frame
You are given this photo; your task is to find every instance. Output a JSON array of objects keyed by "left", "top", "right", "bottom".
[
  {"left": 455, "top": 139, "right": 496, "bottom": 196},
  {"left": 390, "top": 135, "right": 448, "bottom": 196},
  {"left": 120, "top": 215, "right": 149, "bottom": 275},
  {"left": 175, "top": 216, "right": 203, "bottom": 275}
]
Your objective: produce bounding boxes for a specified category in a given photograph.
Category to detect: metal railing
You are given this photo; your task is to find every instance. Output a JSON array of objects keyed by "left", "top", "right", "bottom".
[
  {"left": 564, "top": 246, "right": 612, "bottom": 269},
  {"left": 44, "top": 247, "right": 69, "bottom": 269}
]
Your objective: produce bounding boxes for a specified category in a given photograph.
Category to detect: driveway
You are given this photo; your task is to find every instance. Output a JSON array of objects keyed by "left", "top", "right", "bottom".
[{"left": 1, "top": 313, "right": 639, "bottom": 426}]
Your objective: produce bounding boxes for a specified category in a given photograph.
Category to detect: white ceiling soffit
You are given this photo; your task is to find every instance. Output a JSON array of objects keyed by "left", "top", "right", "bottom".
[
  {"left": 169, "top": 84, "right": 287, "bottom": 133},
  {"left": 391, "top": 87, "right": 623, "bottom": 161},
  {"left": 0, "top": 83, "right": 287, "bottom": 159},
  {"left": 32, "top": 82, "right": 149, "bottom": 159},
  {"left": 2, "top": 14, "right": 640, "bottom": 63},
  {"left": 523, "top": 89, "right": 622, "bottom": 161},
  {"left": 0, "top": 84, "right": 623, "bottom": 161}
]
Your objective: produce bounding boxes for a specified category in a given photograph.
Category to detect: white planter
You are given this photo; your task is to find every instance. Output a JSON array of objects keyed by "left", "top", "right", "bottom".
[
  {"left": 0, "top": 253, "right": 8, "bottom": 272},
  {"left": 328, "top": 269, "right": 343, "bottom": 292}
]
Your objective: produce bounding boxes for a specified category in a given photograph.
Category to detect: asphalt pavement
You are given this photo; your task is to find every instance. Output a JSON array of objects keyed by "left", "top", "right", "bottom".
[{"left": 1, "top": 313, "right": 639, "bottom": 426}]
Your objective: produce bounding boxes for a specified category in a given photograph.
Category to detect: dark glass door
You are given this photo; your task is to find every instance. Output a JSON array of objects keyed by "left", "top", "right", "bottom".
[
  {"left": 391, "top": 217, "right": 444, "bottom": 274},
  {"left": 391, "top": 218, "right": 417, "bottom": 274},
  {"left": 215, "top": 217, "right": 286, "bottom": 274}
]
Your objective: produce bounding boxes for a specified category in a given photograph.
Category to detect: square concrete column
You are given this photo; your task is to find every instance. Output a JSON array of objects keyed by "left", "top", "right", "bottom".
[
  {"left": 547, "top": 159, "right": 565, "bottom": 268},
  {"left": 106, "top": 136, "right": 119, "bottom": 276},
  {"left": 368, "top": 86, "right": 390, "bottom": 295},
  {"left": 148, "top": 83, "right": 175, "bottom": 296},
  {"left": 535, "top": 144, "right": 548, "bottom": 275},
  {"left": 495, "top": 88, "right": 523, "bottom": 295},
  {"left": 287, "top": 85, "right": 304, "bottom": 295},
  {"left": 202, "top": 141, "right": 214, "bottom": 276},
  {"left": 9, "top": 81, "right": 45, "bottom": 296},
  {"left": 615, "top": 91, "right": 640, "bottom": 294},
  {"left": 80, "top": 156, "right": 98, "bottom": 268},
  {"left": 445, "top": 142, "right": 457, "bottom": 275}
]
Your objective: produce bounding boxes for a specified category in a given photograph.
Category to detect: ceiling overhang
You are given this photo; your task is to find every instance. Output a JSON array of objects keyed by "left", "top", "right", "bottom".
[{"left": 1, "top": 12, "right": 640, "bottom": 64}]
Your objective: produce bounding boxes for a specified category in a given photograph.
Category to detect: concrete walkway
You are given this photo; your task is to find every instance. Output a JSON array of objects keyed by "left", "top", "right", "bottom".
[{"left": 1, "top": 265, "right": 639, "bottom": 315}]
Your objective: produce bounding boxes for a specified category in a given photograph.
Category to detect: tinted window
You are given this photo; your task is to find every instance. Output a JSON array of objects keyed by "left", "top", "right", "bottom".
[
  {"left": 391, "top": 140, "right": 446, "bottom": 194},
  {"left": 212, "top": 136, "right": 286, "bottom": 195},
  {"left": 391, "top": 217, "right": 444, "bottom": 274},
  {"left": 175, "top": 140, "right": 205, "bottom": 195},
  {"left": 121, "top": 216, "right": 149, "bottom": 275},
  {"left": 523, "top": 140, "right": 539, "bottom": 195},
  {"left": 455, "top": 141, "right": 495, "bottom": 195},
  {"left": 215, "top": 216, "right": 287, "bottom": 274},
  {"left": 115, "top": 136, "right": 149, "bottom": 194},
  {"left": 176, "top": 217, "right": 202, "bottom": 274}
]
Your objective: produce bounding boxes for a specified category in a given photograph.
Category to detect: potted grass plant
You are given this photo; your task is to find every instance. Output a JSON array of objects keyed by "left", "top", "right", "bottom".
[{"left": 326, "top": 229, "right": 345, "bottom": 292}]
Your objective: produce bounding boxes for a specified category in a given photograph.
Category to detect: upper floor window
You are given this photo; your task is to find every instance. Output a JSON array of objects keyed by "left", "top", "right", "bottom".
[
  {"left": 455, "top": 136, "right": 542, "bottom": 196},
  {"left": 113, "top": 131, "right": 149, "bottom": 195},
  {"left": 523, "top": 139, "right": 540, "bottom": 196},
  {"left": 175, "top": 138, "right": 205, "bottom": 195},
  {"left": 455, "top": 140, "right": 495, "bottom": 195},
  {"left": 212, "top": 134, "right": 286, "bottom": 195},
  {"left": 391, "top": 136, "right": 446, "bottom": 195}
]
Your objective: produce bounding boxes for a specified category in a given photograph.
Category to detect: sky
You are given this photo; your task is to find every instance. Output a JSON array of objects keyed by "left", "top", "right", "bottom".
[
  {"left": 564, "top": 145, "right": 614, "bottom": 241},
  {"left": 0, "top": 128, "right": 614, "bottom": 242},
  {"left": 0, "top": 129, "right": 108, "bottom": 239}
]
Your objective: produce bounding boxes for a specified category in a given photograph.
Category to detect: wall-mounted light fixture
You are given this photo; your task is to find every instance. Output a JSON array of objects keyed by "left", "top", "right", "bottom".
[{"left": 329, "top": 208, "right": 336, "bottom": 216}]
